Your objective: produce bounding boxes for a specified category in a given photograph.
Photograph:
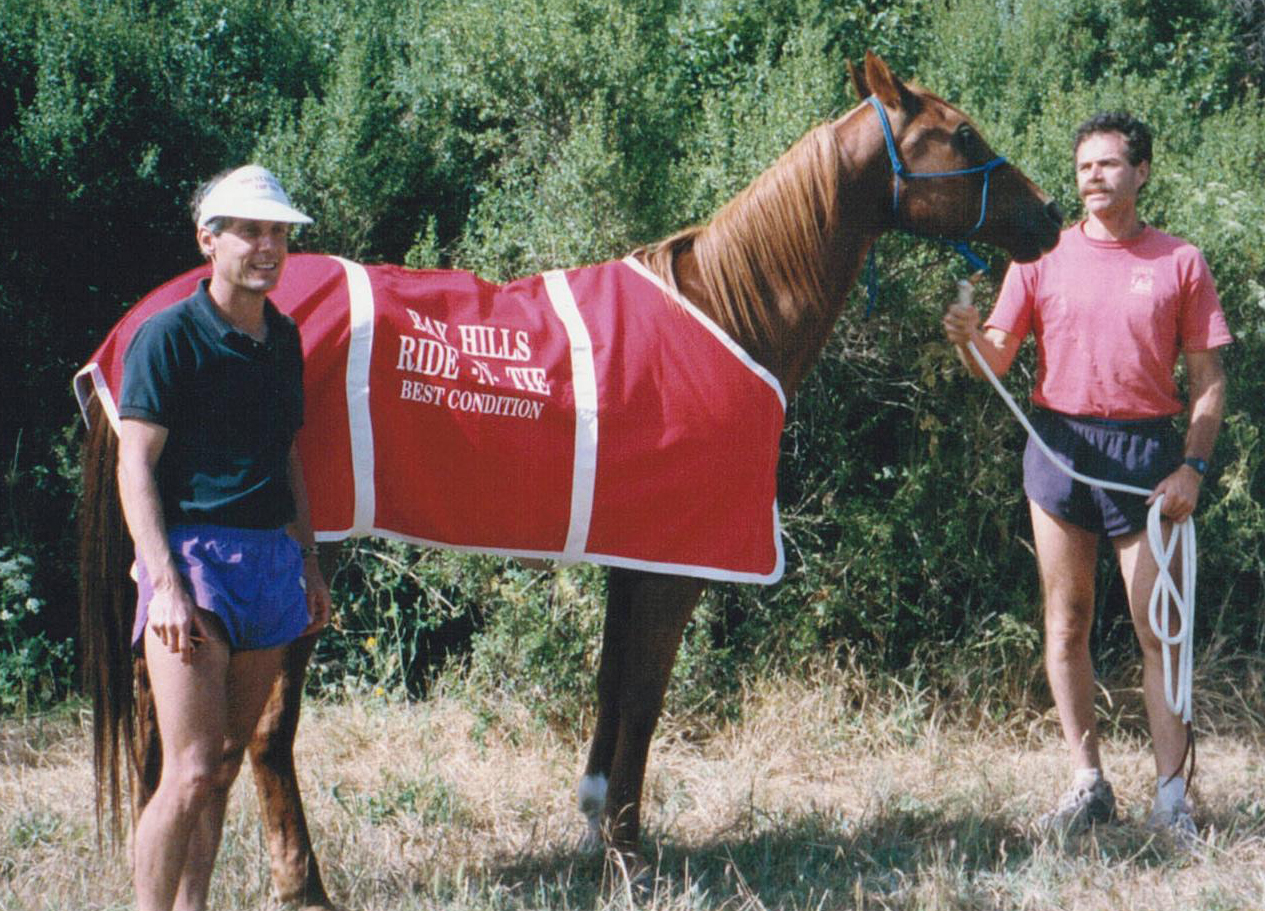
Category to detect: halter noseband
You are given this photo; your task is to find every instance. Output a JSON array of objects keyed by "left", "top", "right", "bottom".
[{"left": 865, "top": 94, "right": 1007, "bottom": 274}]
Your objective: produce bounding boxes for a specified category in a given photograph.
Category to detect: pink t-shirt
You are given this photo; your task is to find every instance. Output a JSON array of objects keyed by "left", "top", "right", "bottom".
[{"left": 986, "top": 223, "right": 1232, "bottom": 419}]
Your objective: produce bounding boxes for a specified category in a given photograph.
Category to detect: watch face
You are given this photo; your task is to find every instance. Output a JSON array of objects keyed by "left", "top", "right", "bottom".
[{"left": 1184, "top": 457, "right": 1208, "bottom": 475}]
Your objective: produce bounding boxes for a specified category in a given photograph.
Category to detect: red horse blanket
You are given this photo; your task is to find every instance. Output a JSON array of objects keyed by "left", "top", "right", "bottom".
[{"left": 76, "top": 254, "right": 786, "bottom": 583}]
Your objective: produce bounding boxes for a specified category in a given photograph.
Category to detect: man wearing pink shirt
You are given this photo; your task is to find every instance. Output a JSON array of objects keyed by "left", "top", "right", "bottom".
[{"left": 944, "top": 112, "right": 1231, "bottom": 839}]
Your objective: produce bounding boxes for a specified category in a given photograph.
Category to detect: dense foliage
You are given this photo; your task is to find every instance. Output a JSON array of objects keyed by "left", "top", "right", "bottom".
[{"left": 2, "top": 0, "right": 1262, "bottom": 719}]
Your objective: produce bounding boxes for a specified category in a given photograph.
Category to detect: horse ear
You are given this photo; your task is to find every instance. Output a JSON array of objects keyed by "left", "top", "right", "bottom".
[
  {"left": 848, "top": 58, "right": 869, "bottom": 100},
  {"left": 863, "top": 50, "right": 916, "bottom": 112}
]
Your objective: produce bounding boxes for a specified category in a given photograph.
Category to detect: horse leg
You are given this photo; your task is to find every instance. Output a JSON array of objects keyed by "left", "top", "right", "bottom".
[
  {"left": 579, "top": 568, "right": 635, "bottom": 846},
  {"left": 583, "top": 568, "right": 705, "bottom": 857},
  {"left": 245, "top": 632, "right": 334, "bottom": 910}
]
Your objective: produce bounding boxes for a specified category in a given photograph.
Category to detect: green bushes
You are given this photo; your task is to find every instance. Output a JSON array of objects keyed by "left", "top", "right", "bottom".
[
  {"left": 2, "top": 0, "right": 1263, "bottom": 716},
  {"left": 0, "top": 547, "right": 73, "bottom": 714}
]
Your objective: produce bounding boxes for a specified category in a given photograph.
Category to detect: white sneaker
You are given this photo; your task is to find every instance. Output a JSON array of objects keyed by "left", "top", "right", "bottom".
[
  {"left": 1036, "top": 778, "right": 1117, "bottom": 835},
  {"left": 1147, "top": 798, "right": 1199, "bottom": 848}
]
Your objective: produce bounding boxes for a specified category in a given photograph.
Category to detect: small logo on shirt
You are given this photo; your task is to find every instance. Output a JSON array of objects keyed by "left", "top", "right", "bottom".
[{"left": 1129, "top": 267, "right": 1155, "bottom": 296}]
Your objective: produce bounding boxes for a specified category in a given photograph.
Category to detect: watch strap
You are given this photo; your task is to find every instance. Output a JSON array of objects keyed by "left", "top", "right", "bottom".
[{"left": 1182, "top": 456, "right": 1208, "bottom": 476}]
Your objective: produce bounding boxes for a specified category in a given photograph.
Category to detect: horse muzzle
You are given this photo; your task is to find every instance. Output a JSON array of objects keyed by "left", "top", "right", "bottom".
[{"left": 1009, "top": 198, "right": 1064, "bottom": 263}]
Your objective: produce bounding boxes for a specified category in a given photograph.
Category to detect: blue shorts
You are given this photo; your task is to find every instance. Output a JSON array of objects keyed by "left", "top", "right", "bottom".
[
  {"left": 133, "top": 524, "right": 310, "bottom": 652},
  {"left": 1023, "top": 408, "right": 1182, "bottom": 538}
]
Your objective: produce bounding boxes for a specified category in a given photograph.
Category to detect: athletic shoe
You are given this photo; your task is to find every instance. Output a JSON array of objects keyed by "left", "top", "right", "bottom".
[
  {"left": 1036, "top": 778, "right": 1117, "bottom": 835},
  {"left": 1147, "top": 798, "right": 1199, "bottom": 848}
]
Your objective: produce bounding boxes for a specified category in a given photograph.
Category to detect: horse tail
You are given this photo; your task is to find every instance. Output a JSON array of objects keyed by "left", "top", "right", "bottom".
[{"left": 78, "top": 395, "right": 137, "bottom": 841}]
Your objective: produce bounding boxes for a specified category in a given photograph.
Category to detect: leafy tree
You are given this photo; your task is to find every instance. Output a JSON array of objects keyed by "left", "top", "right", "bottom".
[{"left": 1, "top": 0, "right": 1262, "bottom": 714}]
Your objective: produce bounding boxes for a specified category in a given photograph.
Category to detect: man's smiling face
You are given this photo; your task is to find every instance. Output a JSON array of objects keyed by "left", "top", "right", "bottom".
[{"left": 199, "top": 218, "right": 291, "bottom": 296}]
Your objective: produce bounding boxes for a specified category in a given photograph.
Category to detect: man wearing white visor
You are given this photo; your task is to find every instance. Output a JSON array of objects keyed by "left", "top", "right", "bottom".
[{"left": 115, "top": 164, "right": 331, "bottom": 911}]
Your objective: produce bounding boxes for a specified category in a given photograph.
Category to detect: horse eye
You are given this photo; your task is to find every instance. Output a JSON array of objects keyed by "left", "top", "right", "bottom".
[{"left": 955, "top": 123, "right": 992, "bottom": 162}]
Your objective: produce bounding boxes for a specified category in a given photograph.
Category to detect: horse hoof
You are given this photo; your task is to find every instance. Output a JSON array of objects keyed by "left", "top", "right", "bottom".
[{"left": 578, "top": 815, "right": 605, "bottom": 854}]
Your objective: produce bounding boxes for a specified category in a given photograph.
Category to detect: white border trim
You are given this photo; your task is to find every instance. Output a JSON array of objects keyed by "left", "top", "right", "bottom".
[
  {"left": 543, "top": 269, "right": 600, "bottom": 560},
  {"left": 350, "top": 523, "right": 783, "bottom": 584},
  {"left": 335, "top": 256, "right": 377, "bottom": 537},
  {"left": 73, "top": 363, "right": 121, "bottom": 433},
  {"left": 621, "top": 254, "right": 787, "bottom": 411}
]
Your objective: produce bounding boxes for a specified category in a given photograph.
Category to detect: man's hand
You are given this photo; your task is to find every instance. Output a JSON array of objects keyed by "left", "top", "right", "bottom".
[
  {"left": 1147, "top": 464, "right": 1202, "bottom": 524},
  {"left": 301, "top": 557, "right": 332, "bottom": 636},
  {"left": 943, "top": 302, "right": 981, "bottom": 346},
  {"left": 146, "top": 573, "right": 208, "bottom": 663}
]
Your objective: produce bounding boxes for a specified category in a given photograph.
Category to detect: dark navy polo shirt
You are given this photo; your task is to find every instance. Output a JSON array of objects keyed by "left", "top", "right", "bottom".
[{"left": 119, "top": 280, "right": 305, "bottom": 529}]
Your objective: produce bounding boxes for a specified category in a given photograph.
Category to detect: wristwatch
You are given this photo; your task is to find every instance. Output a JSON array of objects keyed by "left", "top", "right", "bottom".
[{"left": 1182, "top": 456, "right": 1208, "bottom": 476}]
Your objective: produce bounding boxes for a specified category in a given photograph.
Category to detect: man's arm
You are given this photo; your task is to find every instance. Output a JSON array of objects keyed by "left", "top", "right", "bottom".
[
  {"left": 287, "top": 443, "right": 332, "bottom": 635},
  {"left": 1146, "top": 347, "right": 1227, "bottom": 523},
  {"left": 116, "top": 418, "right": 206, "bottom": 661},
  {"left": 942, "top": 301, "right": 1024, "bottom": 379}
]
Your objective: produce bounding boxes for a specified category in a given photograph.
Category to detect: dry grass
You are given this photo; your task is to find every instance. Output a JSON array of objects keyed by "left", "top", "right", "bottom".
[{"left": 2, "top": 663, "right": 1264, "bottom": 911}]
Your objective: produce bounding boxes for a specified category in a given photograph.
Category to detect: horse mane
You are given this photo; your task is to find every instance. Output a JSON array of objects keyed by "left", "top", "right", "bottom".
[
  {"left": 78, "top": 395, "right": 138, "bottom": 842},
  {"left": 639, "top": 118, "right": 845, "bottom": 351}
]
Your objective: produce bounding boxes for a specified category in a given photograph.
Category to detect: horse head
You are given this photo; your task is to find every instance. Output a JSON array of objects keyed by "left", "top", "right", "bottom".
[{"left": 848, "top": 51, "right": 1062, "bottom": 264}]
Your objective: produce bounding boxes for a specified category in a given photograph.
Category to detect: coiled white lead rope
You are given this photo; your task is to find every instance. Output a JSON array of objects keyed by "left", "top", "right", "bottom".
[{"left": 956, "top": 279, "right": 1195, "bottom": 725}]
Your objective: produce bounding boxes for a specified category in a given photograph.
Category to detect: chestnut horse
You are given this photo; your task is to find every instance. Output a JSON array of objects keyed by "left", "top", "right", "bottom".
[{"left": 79, "top": 52, "right": 1061, "bottom": 903}]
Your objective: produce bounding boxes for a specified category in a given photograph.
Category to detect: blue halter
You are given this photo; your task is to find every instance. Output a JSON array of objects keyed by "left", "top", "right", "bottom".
[{"left": 863, "top": 94, "right": 1008, "bottom": 310}]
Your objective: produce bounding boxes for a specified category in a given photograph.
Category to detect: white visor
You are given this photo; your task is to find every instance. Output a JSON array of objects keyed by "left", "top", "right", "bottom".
[{"left": 196, "top": 165, "right": 313, "bottom": 228}]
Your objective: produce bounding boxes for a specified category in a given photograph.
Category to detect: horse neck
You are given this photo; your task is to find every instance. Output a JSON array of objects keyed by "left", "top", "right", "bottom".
[
  {"left": 763, "top": 226, "right": 877, "bottom": 395},
  {"left": 655, "top": 112, "right": 891, "bottom": 397}
]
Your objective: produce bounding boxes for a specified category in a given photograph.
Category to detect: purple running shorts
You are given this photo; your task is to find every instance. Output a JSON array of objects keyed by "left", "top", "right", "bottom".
[
  {"left": 1023, "top": 408, "right": 1183, "bottom": 538},
  {"left": 133, "top": 524, "right": 310, "bottom": 652}
]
